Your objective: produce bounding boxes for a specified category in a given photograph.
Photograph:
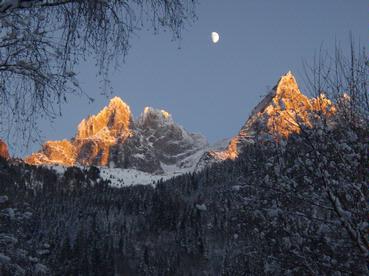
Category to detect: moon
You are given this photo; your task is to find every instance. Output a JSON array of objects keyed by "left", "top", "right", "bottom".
[{"left": 211, "top": 32, "right": 220, "bottom": 44}]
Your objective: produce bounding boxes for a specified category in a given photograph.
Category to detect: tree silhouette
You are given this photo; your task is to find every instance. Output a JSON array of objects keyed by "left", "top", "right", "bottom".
[{"left": 0, "top": 0, "right": 197, "bottom": 148}]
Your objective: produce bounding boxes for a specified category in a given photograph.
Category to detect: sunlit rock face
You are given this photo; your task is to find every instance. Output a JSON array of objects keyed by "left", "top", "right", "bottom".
[
  {"left": 200, "top": 71, "right": 335, "bottom": 164},
  {"left": 25, "top": 98, "right": 207, "bottom": 173},
  {"left": 25, "top": 71, "right": 334, "bottom": 173},
  {"left": 26, "top": 97, "right": 133, "bottom": 167},
  {"left": 73, "top": 97, "right": 133, "bottom": 166},
  {"left": 75, "top": 97, "right": 132, "bottom": 140},
  {"left": 0, "top": 139, "right": 10, "bottom": 160},
  {"left": 26, "top": 140, "right": 75, "bottom": 165}
]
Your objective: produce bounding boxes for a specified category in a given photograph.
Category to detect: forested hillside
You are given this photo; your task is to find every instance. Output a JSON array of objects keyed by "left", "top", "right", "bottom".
[{"left": 0, "top": 113, "right": 367, "bottom": 275}]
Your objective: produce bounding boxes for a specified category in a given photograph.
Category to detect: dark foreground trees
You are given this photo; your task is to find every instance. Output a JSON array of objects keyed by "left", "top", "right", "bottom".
[
  {"left": 304, "top": 38, "right": 369, "bottom": 126},
  {"left": 0, "top": 0, "right": 197, "bottom": 147},
  {"left": 0, "top": 35, "right": 367, "bottom": 274},
  {"left": 0, "top": 104, "right": 367, "bottom": 276}
]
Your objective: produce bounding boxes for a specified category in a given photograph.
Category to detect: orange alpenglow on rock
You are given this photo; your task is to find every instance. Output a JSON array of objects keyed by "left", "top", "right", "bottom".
[
  {"left": 26, "top": 72, "right": 335, "bottom": 168},
  {"left": 25, "top": 97, "right": 208, "bottom": 173},
  {"left": 209, "top": 71, "right": 335, "bottom": 161},
  {"left": 76, "top": 97, "right": 132, "bottom": 140},
  {"left": 25, "top": 97, "right": 134, "bottom": 167},
  {"left": 0, "top": 139, "right": 10, "bottom": 160}
]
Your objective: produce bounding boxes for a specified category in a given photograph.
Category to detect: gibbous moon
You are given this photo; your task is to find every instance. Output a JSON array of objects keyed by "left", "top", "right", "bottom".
[{"left": 211, "top": 32, "right": 220, "bottom": 44}]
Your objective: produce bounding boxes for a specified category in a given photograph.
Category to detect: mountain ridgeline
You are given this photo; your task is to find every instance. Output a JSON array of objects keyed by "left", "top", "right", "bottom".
[
  {"left": 0, "top": 72, "right": 367, "bottom": 275},
  {"left": 25, "top": 97, "right": 207, "bottom": 175},
  {"left": 199, "top": 71, "right": 335, "bottom": 164},
  {"left": 25, "top": 72, "right": 334, "bottom": 178}
]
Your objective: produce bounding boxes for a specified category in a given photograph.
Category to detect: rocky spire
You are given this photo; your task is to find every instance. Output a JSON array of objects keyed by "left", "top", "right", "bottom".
[
  {"left": 0, "top": 139, "right": 10, "bottom": 160},
  {"left": 25, "top": 97, "right": 207, "bottom": 173},
  {"left": 137, "top": 107, "right": 173, "bottom": 129},
  {"left": 76, "top": 97, "right": 133, "bottom": 140},
  {"left": 26, "top": 97, "right": 134, "bottom": 166},
  {"left": 243, "top": 70, "right": 312, "bottom": 138},
  {"left": 205, "top": 71, "right": 335, "bottom": 162}
]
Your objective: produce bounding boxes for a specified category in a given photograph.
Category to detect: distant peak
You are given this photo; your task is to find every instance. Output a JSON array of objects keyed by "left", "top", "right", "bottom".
[
  {"left": 108, "top": 96, "right": 131, "bottom": 112},
  {"left": 0, "top": 139, "right": 9, "bottom": 160},
  {"left": 144, "top": 106, "right": 172, "bottom": 120},
  {"left": 75, "top": 96, "right": 133, "bottom": 141},
  {"left": 140, "top": 107, "right": 173, "bottom": 126},
  {"left": 274, "top": 71, "right": 299, "bottom": 94},
  {"left": 285, "top": 70, "right": 294, "bottom": 77},
  {"left": 160, "top": 110, "right": 171, "bottom": 120},
  {"left": 143, "top": 106, "right": 152, "bottom": 114},
  {"left": 25, "top": 97, "right": 207, "bottom": 171},
  {"left": 248, "top": 72, "right": 302, "bottom": 118}
]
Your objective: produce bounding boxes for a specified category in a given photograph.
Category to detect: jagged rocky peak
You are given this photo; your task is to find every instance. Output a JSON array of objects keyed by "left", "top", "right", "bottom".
[
  {"left": 274, "top": 70, "right": 301, "bottom": 98},
  {"left": 137, "top": 106, "right": 207, "bottom": 152},
  {"left": 25, "top": 97, "right": 208, "bottom": 174},
  {"left": 76, "top": 96, "right": 133, "bottom": 140},
  {"left": 38, "top": 140, "right": 75, "bottom": 166},
  {"left": 248, "top": 71, "right": 303, "bottom": 117},
  {"left": 26, "top": 97, "right": 135, "bottom": 167},
  {"left": 109, "top": 105, "right": 208, "bottom": 173},
  {"left": 244, "top": 70, "right": 334, "bottom": 138},
  {"left": 200, "top": 71, "right": 334, "bottom": 165},
  {"left": 137, "top": 107, "right": 173, "bottom": 128},
  {"left": 243, "top": 70, "right": 313, "bottom": 138},
  {"left": 0, "top": 139, "right": 10, "bottom": 160}
]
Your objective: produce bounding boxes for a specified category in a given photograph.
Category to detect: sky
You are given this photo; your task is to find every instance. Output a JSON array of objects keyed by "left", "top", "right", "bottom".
[{"left": 25, "top": 0, "right": 368, "bottom": 156}]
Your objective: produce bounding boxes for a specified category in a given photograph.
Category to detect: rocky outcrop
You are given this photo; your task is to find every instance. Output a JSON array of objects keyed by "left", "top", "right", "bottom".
[
  {"left": 108, "top": 107, "right": 207, "bottom": 174},
  {"left": 0, "top": 139, "right": 9, "bottom": 160},
  {"left": 199, "top": 71, "right": 335, "bottom": 166},
  {"left": 25, "top": 97, "right": 207, "bottom": 174},
  {"left": 26, "top": 72, "right": 335, "bottom": 176},
  {"left": 26, "top": 97, "right": 133, "bottom": 167}
]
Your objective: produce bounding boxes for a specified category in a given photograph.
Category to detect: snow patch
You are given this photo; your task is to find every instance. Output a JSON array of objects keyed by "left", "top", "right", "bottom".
[{"left": 195, "top": 203, "right": 207, "bottom": 211}]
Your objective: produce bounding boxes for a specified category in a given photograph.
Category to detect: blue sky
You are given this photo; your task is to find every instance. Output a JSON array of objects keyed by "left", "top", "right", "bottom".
[{"left": 26, "top": 0, "right": 368, "bottom": 155}]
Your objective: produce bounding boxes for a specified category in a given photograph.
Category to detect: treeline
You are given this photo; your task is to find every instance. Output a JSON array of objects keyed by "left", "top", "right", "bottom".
[{"left": 0, "top": 112, "right": 367, "bottom": 275}]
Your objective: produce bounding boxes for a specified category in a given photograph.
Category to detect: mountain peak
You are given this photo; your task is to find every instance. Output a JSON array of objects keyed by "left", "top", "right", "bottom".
[
  {"left": 108, "top": 96, "right": 131, "bottom": 111},
  {"left": 26, "top": 97, "right": 207, "bottom": 173},
  {"left": 143, "top": 106, "right": 171, "bottom": 119},
  {"left": 242, "top": 71, "right": 313, "bottom": 140},
  {"left": 0, "top": 139, "right": 9, "bottom": 160},
  {"left": 246, "top": 71, "right": 306, "bottom": 126},
  {"left": 201, "top": 72, "right": 335, "bottom": 165},
  {"left": 76, "top": 96, "right": 132, "bottom": 140},
  {"left": 273, "top": 71, "right": 301, "bottom": 99},
  {"left": 27, "top": 97, "right": 134, "bottom": 166},
  {"left": 138, "top": 107, "right": 174, "bottom": 128}
]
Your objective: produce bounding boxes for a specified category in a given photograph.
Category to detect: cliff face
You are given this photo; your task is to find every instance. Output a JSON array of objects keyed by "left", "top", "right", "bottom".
[
  {"left": 73, "top": 97, "right": 133, "bottom": 166},
  {"left": 0, "top": 139, "right": 9, "bottom": 160},
  {"left": 26, "top": 97, "right": 133, "bottom": 167},
  {"left": 25, "top": 97, "right": 207, "bottom": 174},
  {"left": 201, "top": 71, "right": 335, "bottom": 163},
  {"left": 26, "top": 72, "right": 335, "bottom": 175},
  {"left": 75, "top": 97, "right": 132, "bottom": 141}
]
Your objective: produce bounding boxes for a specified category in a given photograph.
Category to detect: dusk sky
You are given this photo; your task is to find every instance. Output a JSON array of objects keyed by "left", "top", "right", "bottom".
[{"left": 27, "top": 0, "right": 368, "bottom": 156}]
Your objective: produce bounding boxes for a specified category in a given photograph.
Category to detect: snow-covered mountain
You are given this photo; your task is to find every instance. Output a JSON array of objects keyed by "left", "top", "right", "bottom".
[
  {"left": 197, "top": 71, "right": 335, "bottom": 169},
  {"left": 24, "top": 71, "right": 335, "bottom": 185},
  {"left": 25, "top": 97, "right": 208, "bottom": 178},
  {"left": 1, "top": 71, "right": 366, "bottom": 276}
]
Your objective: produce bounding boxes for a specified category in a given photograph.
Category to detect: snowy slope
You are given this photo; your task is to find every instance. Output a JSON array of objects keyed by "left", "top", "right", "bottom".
[
  {"left": 41, "top": 137, "right": 229, "bottom": 187},
  {"left": 26, "top": 98, "right": 209, "bottom": 175}
]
